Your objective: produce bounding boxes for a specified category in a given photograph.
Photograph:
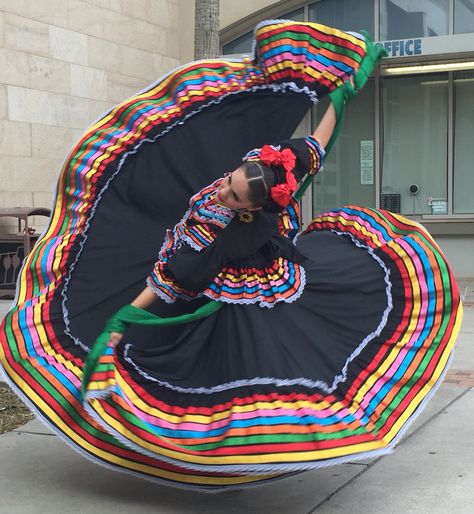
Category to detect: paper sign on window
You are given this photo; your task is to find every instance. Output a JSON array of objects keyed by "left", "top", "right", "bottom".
[{"left": 360, "top": 140, "right": 374, "bottom": 185}]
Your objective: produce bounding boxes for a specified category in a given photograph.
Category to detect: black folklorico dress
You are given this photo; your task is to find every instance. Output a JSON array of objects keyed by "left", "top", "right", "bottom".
[{"left": 0, "top": 20, "right": 462, "bottom": 489}]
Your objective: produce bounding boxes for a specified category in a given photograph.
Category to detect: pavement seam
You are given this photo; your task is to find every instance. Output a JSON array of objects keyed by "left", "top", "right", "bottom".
[
  {"left": 303, "top": 386, "right": 472, "bottom": 514},
  {"left": 11, "top": 429, "right": 56, "bottom": 437},
  {"left": 391, "top": 387, "right": 471, "bottom": 446},
  {"left": 304, "top": 459, "right": 380, "bottom": 514}
]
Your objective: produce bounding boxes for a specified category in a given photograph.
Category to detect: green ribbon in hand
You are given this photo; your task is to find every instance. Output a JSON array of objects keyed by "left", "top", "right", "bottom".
[{"left": 81, "top": 302, "right": 222, "bottom": 396}]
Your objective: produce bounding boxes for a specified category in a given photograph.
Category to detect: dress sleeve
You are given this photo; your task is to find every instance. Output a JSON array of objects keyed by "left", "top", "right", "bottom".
[
  {"left": 146, "top": 239, "right": 225, "bottom": 302},
  {"left": 166, "top": 244, "right": 224, "bottom": 292},
  {"left": 277, "top": 136, "right": 325, "bottom": 181},
  {"left": 278, "top": 197, "right": 301, "bottom": 241},
  {"left": 146, "top": 211, "right": 281, "bottom": 303}
]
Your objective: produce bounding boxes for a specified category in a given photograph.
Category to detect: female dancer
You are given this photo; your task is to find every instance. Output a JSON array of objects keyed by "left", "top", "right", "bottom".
[
  {"left": 108, "top": 102, "right": 338, "bottom": 346},
  {"left": 0, "top": 20, "right": 461, "bottom": 489}
]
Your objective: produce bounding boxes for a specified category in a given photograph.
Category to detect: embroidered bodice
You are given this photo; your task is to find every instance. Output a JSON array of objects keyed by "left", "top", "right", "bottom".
[{"left": 147, "top": 136, "right": 325, "bottom": 307}]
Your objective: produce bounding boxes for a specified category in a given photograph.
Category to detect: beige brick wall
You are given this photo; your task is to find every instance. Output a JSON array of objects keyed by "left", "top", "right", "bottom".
[{"left": 0, "top": 0, "right": 180, "bottom": 232}]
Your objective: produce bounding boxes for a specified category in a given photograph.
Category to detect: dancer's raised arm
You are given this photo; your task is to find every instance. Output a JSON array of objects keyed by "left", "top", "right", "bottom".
[
  {"left": 312, "top": 102, "right": 337, "bottom": 148},
  {"left": 312, "top": 76, "right": 355, "bottom": 147}
]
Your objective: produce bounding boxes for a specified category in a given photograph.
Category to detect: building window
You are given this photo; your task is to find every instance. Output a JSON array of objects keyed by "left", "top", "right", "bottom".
[
  {"left": 312, "top": 80, "right": 376, "bottom": 213},
  {"left": 309, "top": 0, "right": 375, "bottom": 37},
  {"left": 281, "top": 7, "right": 306, "bottom": 22},
  {"left": 454, "top": 70, "right": 474, "bottom": 214},
  {"left": 381, "top": 74, "right": 448, "bottom": 215},
  {"left": 222, "top": 31, "right": 253, "bottom": 55},
  {"left": 379, "top": 0, "right": 449, "bottom": 40},
  {"left": 222, "top": 1, "right": 474, "bottom": 219},
  {"left": 454, "top": 0, "right": 474, "bottom": 34},
  {"left": 222, "top": 8, "right": 305, "bottom": 55}
]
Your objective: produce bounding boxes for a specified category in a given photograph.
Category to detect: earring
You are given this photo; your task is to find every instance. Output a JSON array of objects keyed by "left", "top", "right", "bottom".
[{"left": 238, "top": 211, "right": 254, "bottom": 223}]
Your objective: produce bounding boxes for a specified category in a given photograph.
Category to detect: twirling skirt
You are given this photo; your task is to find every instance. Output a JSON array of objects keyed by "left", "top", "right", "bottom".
[{"left": 0, "top": 20, "right": 462, "bottom": 489}]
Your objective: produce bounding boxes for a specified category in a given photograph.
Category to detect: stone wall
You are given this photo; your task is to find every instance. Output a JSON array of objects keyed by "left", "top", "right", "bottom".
[{"left": 0, "top": 0, "right": 179, "bottom": 231}]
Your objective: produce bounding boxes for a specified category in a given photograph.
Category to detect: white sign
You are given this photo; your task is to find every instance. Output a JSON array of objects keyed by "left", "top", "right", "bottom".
[
  {"left": 431, "top": 199, "right": 448, "bottom": 215},
  {"left": 383, "top": 38, "right": 422, "bottom": 58},
  {"left": 381, "top": 33, "right": 474, "bottom": 59},
  {"left": 360, "top": 140, "right": 374, "bottom": 185}
]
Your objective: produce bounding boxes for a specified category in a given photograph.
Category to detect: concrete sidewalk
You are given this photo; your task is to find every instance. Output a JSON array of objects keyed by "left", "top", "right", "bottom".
[{"left": 0, "top": 283, "right": 473, "bottom": 514}]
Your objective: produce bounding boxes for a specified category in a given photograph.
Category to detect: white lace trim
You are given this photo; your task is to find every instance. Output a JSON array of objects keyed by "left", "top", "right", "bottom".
[{"left": 145, "top": 277, "right": 176, "bottom": 304}]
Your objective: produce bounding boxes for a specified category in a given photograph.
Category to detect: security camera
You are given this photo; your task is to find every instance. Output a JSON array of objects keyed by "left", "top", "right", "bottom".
[{"left": 409, "top": 184, "right": 419, "bottom": 195}]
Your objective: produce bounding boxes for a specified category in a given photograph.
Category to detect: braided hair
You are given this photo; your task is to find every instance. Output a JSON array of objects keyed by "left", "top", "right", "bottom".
[{"left": 242, "top": 161, "right": 286, "bottom": 212}]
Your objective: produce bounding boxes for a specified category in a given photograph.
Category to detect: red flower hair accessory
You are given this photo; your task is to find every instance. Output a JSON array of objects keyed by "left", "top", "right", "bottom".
[
  {"left": 258, "top": 145, "right": 298, "bottom": 208},
  {"left": 259, "top": 145, "right": 296, "bottom": 174},
  {"left": 269, "top": 183, "right": 293, "bottom": 207}
]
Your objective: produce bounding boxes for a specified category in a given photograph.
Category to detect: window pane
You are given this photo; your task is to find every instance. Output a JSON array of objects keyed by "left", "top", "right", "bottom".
[
  {"left": 454, "top": 71, "right": 474, "bottom": 214},
  {"left": 223, "top": 31, "right": 253, "bottom": 55},
  {"left": 455, "top": 0, "right": 474, "bottom": 34},
  {"left": 309, "top": 0, "right": 375, "bottom": 37},
  {"left": 380, "top": 0, "right": 449, "bottom": 40},
  {"left": 222, "top": 8, "right": 305, "bottom": 55},
  {"left": 312, "top": 80, "right": 376, "bottom": 214},
  {"left": 381, "top": 74, "right": 448, "bottom": 216},
  {"left": 284, "top": 7, "right": 306, "bottom": 22}
]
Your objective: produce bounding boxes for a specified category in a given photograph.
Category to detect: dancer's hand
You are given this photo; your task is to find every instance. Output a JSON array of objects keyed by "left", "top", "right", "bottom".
[{"left": 109, "top": 332, "right": 123, "bottom": 347}]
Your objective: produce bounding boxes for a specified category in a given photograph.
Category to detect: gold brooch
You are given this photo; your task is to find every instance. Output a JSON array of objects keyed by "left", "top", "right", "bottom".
[{"left": 238, "top": 211, "right": 254, "bottom": 223}]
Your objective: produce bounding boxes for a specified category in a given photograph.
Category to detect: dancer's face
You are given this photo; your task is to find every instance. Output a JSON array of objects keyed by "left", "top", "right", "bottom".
[{"left": 216, "top": 168, "right": 260, "bottom": 211}]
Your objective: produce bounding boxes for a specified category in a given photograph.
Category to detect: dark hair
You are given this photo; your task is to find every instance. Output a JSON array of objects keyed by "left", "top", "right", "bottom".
[{"left": 242, "top": 161, "right": 284, "bottom": 212}]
